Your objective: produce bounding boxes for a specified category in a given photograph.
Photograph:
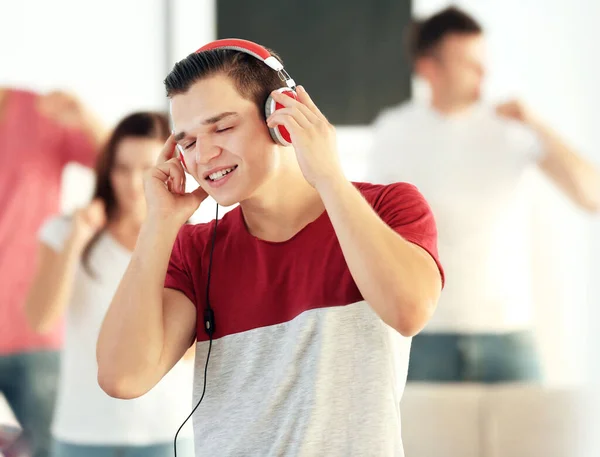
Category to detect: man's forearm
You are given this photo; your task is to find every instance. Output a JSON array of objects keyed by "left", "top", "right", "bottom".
[
  {"left": 316, "top": 175, "right": 441, "bottom": 336},
  {"left": 533, "top": 120, "right": 600, "bottom": 212},
  {"left": 97, "top": 221, "right": 180, "bottom": 394}
]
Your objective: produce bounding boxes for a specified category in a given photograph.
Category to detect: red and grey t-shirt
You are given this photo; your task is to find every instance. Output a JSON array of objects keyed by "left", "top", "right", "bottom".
[{"left": 166, "top": 181, "right": 443, "bottom": 456}]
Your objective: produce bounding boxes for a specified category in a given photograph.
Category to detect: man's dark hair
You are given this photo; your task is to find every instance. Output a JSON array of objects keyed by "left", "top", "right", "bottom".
[
  {"left": 405, "top": 6, "right": 483, "bottom": 63},
  {"left": 165, "top": 49, "right": 286, "bottom": 119}
]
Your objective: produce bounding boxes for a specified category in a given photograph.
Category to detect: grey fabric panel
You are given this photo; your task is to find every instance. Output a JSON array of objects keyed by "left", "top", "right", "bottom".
[{"left": 191, "top": 301, "right": 409, "bottom": 456}]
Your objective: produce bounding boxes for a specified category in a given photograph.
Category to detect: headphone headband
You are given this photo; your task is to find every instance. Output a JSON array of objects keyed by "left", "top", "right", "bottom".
[{"left": 196, "top": 38, "right": 295, "bottom": 89}]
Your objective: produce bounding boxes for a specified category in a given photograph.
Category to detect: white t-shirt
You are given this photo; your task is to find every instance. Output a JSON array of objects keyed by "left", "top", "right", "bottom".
[
  {"left": 366, "top": 101, "right": 544, "bottom": 334},
  {"left": 39, "top": 216, "right": 194, "bottom": 445}
]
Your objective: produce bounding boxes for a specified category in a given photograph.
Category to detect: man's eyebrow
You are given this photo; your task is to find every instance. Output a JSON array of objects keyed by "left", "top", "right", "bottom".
[{"left": 173, "top": 112, "right": 238, "bottom": 142}]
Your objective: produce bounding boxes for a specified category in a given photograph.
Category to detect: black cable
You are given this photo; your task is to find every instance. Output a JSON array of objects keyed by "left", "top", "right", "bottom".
[
  {"left": 173, "top": 337, "right": 212, "bottom": 456},
  {"left": 203, "top": 203, "right": 219, "bottom": 337},
  {"left": 174, "top": 203, "right": 219, "bottom": 456}
]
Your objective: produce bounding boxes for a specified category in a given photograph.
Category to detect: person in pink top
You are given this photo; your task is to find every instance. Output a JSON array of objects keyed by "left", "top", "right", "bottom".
[{"left": 0, "top": 87, "right": 105, "bottom": 457}]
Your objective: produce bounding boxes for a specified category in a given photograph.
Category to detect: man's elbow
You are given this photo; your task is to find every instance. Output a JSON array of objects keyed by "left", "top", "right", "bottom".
[
  {"left": 388, "top": 250, "right": 443, "bottom": 336},
  {"left": 553, "top": 170, "right": 600, "bottom": 213},
  {"left": 391, "top": 292, "right": 439, "bottom": 337},
  {"left": 97, "top": 369, "right": 151, "bottom": 400}
]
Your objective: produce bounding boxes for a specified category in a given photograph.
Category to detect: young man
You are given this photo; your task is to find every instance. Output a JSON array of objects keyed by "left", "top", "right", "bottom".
[
  {"left": 0, "top": 88, "right": 105, "bottom": 457},
  {"left": 97, "top": 40, "right": 444, "bottom": 455},
  {"left": 366, "top": 7, "right": 600, "bottom": 383}
]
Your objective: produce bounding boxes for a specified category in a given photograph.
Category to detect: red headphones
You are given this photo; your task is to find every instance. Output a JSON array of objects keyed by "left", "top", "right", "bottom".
[{"left": 196, "top": 38, "right": 297, "bottom": 146}]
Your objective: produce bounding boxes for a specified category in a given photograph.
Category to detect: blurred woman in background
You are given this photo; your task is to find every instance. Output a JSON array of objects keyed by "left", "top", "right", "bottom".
[{"left": 24, "top": 112, "right": 194, "bottom": 457}]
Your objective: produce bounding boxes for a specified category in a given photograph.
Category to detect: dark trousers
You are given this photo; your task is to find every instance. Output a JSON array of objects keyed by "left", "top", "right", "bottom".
[
  {"left": 407, "top": 331, "right": 542, "bottom": 383},
  {"left": 0, "top": 351, "right": 60, "bottom": 457}
]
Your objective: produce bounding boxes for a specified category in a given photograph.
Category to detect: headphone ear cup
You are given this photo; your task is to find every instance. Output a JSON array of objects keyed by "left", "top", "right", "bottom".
[{"left": 265, "top": 88, "right": 297, "bottom": 146}]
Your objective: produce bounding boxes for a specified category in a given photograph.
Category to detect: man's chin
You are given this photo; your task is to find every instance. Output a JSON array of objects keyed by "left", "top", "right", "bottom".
[
  {"left": 208, "top": 180, "right": 260, "bottom": 208},
  {"left": 210, "top": 192, "right": 242, "bottom": 208}
]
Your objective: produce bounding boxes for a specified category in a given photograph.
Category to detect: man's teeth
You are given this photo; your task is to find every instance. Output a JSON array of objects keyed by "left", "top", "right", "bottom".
[{"left": 208, "top": 167, "right": 235, "bottom": 181}]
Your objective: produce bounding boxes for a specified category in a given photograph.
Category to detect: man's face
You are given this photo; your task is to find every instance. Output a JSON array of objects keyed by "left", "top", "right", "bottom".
[
  {"left": 423, "top": 33, "right": 486, "bottom": 106},
  {"left": 171, "top": 74, "right": 279, "bottom": 207}
]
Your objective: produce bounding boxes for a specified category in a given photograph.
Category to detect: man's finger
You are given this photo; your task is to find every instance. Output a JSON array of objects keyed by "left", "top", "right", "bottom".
[
  {"left": 267, "top": 113, "right": 302, "bottom": 142},
  {"left": 157, "top": 134, "right": 177, "bottom": 164},
  {"left": 273, "top": 90, "right": 319, "bottom": 124},
  {"left": 267, "top": 106, "right": 312, "bottom": 129},
  {"left": 296, "top": 86, "right": 326, "bottom": 121},
  {"left": 153, "top": 158, "right": 186, "bottom": 193}
]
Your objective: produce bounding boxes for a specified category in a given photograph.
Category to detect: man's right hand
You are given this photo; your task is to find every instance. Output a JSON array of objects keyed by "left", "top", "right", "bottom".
[{"left": 145, "top": 135, "right": 208, "bottom": 228}]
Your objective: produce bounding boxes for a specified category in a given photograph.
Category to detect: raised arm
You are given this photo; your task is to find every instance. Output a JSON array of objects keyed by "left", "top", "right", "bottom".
[
  {"left": 497, "top": 100, "right": 600, "bottom": 212},
  {"left": 38, "top": 91, "right": 108, "bottom": 150},
  {"left": 25, "top": 200, "right": 106, "bottom": 333},
  {"left": 96, "top": 136, "right": 207, "bottom": 399},
  {"left": 267, "top": 87, "right": 443, "bottom": 337}
]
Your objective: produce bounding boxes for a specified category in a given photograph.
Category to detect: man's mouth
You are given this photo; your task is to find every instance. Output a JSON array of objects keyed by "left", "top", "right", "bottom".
[{"left": 206, "top": 165, "right": 238, "bottom": 182}]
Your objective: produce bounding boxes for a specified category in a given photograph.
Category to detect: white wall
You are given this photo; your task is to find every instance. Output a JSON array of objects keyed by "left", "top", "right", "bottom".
[{"left": 0, "top": 0, "right": 168, "bottom": 121}]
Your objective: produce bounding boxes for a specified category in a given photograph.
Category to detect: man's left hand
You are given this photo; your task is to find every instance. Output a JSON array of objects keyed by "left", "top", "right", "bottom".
[
  {"left": 495, "top": 99, "right": 536, "bottom": 125},
  {"left": 266, "top": 86, "right": 344, "bottom": 189}
]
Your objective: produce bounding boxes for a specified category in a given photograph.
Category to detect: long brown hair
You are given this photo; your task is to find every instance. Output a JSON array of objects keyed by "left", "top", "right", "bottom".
[{"left": 82, "top": 111, "right": 170, "bottom": 274}]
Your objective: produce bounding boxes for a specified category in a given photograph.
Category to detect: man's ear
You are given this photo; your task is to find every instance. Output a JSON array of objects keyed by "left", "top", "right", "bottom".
[{"left": 414, "top": 57, "right": 433, "bottom": 80}]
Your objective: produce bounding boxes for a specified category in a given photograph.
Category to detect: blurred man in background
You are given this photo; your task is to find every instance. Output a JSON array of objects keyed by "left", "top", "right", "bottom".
[
  {"left": 366, "top": 6, "right": 600, "bottom": 383},
  {"left": 0, "top": 87, "right": 105, "bottom": 457}
]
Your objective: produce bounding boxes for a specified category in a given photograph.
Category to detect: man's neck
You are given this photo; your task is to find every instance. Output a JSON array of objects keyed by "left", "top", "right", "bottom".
[
  {"left": 240, "top": 159, "right": 325, "bottom": 243},
  {"left": 430, "top": 93, "right": 475, "bottom": 117}
]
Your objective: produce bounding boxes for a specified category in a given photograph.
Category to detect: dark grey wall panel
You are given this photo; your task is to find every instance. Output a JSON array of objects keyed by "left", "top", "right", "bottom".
[{"left": 217, "top": 0, "right": 412, "bottom": 125}]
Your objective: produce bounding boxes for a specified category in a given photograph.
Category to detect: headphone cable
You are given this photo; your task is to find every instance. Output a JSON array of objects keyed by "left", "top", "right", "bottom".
[{"left": 174, "top": 202, "right": 219, "bottom": 456}]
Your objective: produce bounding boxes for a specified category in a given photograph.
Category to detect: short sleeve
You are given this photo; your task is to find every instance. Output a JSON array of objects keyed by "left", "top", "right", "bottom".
[
  {"left": 165, "top": 228, "right": 198, "bottom": 306},
  {"left": 506, "top": 120, "right": 545, "bottom": 164},
  {"left": 38, "top": 216, "right": 72, "bottom": 252},
  {"left": 374, "top": 183, "right": 445, "bottom": 286},
  {"left": 59, "top": 126, "right": 98, "bottom": 168}
]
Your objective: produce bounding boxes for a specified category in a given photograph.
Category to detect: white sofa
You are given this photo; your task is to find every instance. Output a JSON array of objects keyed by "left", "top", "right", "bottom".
[
  {"left": 401, "top": 383, "right": 585, "bottom": 457},
  {"left": 1, "top": 386, "right": 587, "bottom": 456}
]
